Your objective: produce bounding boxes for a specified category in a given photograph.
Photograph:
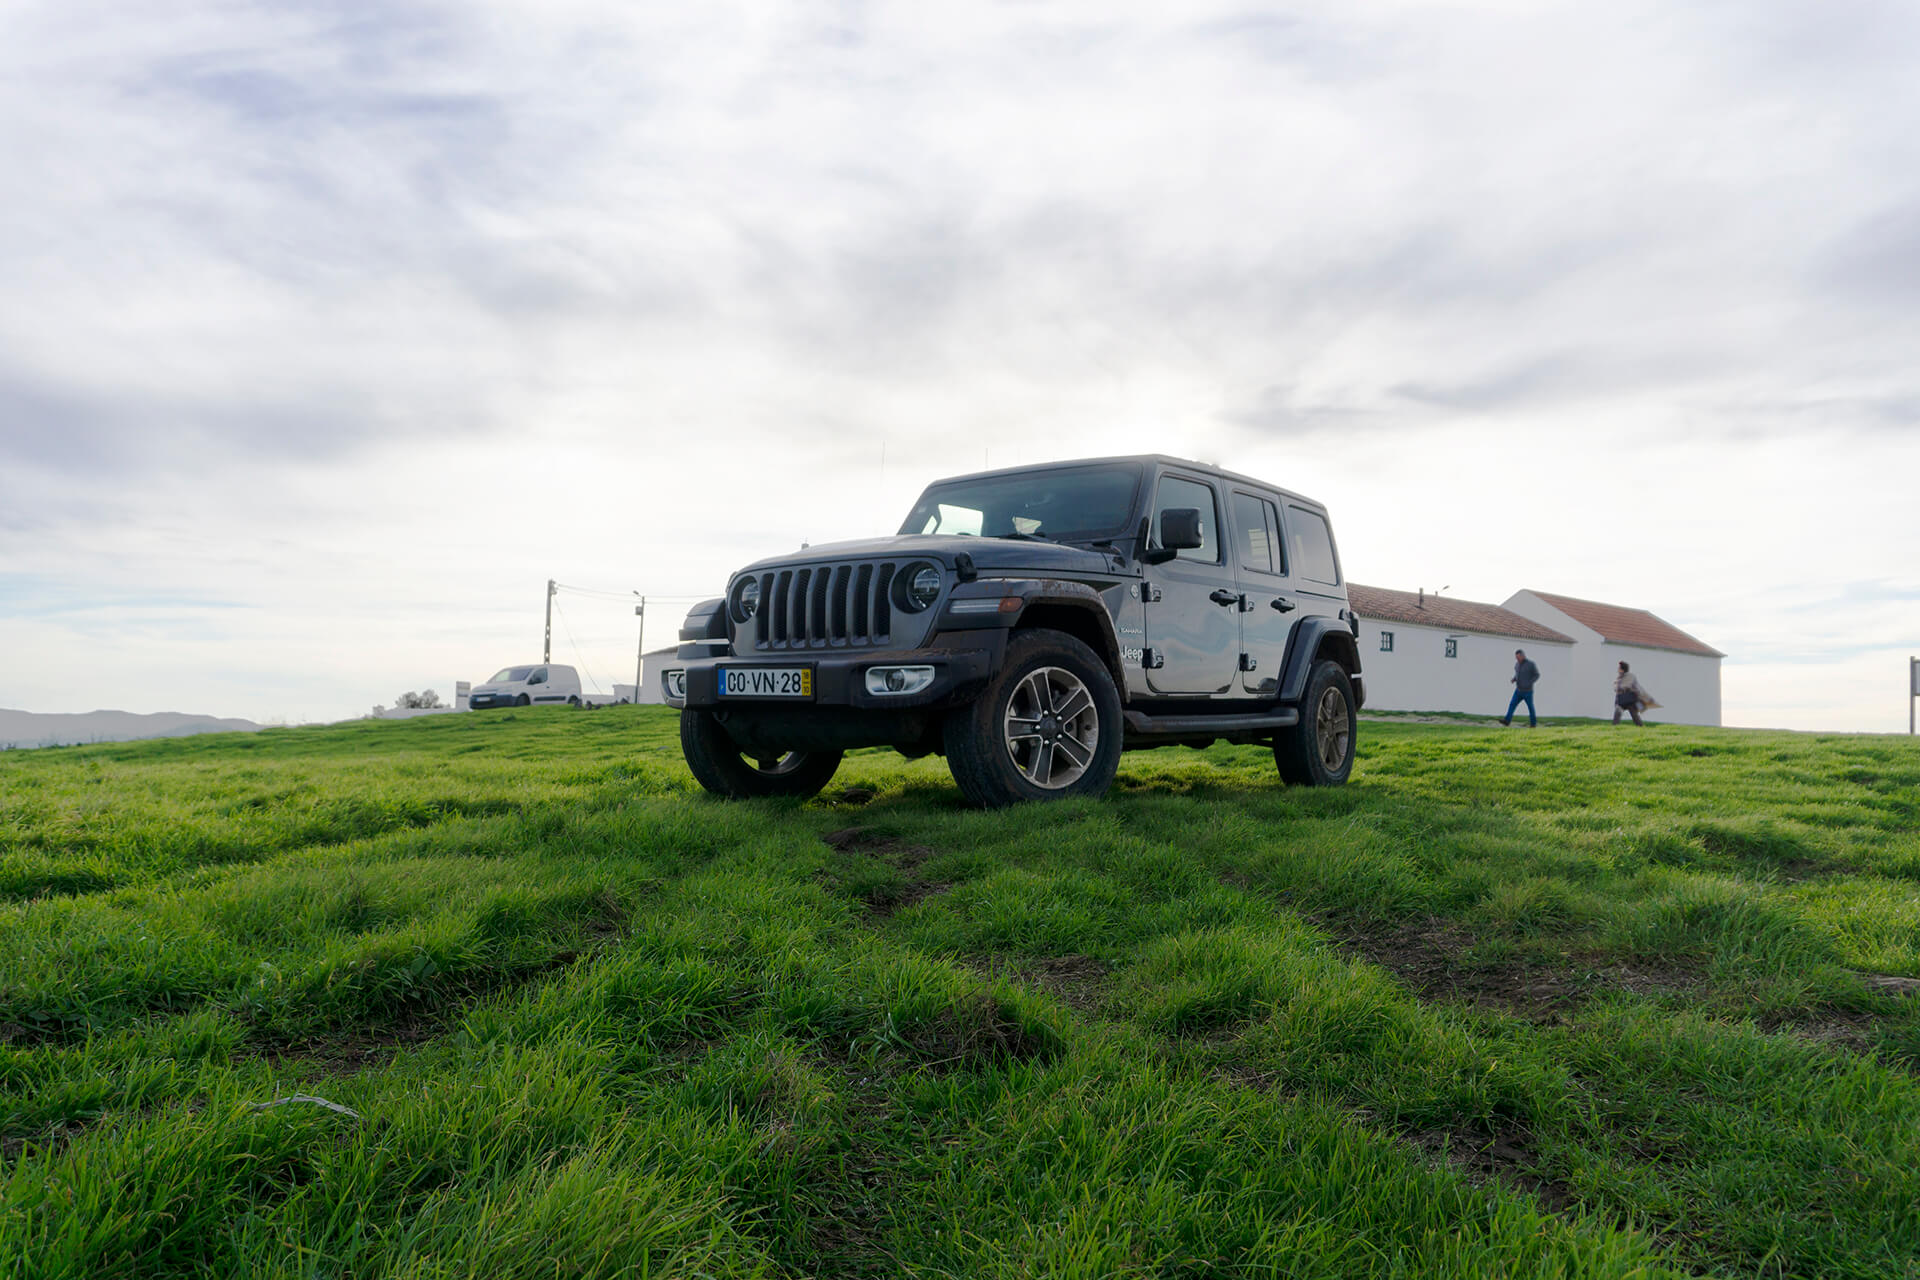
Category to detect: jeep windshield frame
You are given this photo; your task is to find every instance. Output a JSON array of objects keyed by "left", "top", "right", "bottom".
[{"left": 898, "top": 462, "right": 1145, "bottom": 545}]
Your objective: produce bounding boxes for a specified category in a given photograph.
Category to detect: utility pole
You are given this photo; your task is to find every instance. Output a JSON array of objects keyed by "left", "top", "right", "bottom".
[
  {"left": 1910, "top": 656, "right": 1917, "bottom": 735},
  {"left": 544, "top": 579, "right": 555, "bottom": 663},
  {"left": 634, "top": 594, "right": 646, "bottom": 705}
]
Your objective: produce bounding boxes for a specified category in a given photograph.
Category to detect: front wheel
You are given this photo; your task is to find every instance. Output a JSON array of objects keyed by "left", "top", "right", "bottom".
[
  {"left": 1274, "top": 659, "right": 1355, "bottom": 786},
  {"left": 516, "top": 694, "right": 530, "bottom": 707},
  {"left": 943, "top": 628, "right": 1123, "bottom": 808},
  {"left": 679, "top": 710, "right": 843, "bottom": 799}
]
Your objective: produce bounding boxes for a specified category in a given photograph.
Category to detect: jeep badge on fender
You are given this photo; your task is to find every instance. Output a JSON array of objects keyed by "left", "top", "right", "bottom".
[{"left": 663, "top": 456, "right": 1363, "bottom": 808}]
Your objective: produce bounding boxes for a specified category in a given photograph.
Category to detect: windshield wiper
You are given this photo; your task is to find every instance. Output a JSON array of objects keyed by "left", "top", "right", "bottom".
[{"left": 994, "top": 531, "right": 1055, "bottom": 542}]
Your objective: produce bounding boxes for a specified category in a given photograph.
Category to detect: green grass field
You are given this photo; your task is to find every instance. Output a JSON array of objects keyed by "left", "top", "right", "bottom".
[{"left": 4, "top": 707, "right": 1918, "bottom": 1279}]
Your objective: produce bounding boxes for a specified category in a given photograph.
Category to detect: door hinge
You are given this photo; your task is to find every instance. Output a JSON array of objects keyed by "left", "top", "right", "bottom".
[
  {"left": 1137, "top": 583, "right": 1163, "bottom": 603},
  {"left": 1239, "top": 595, "right": 1258, "bottom": 612},
  {"left": 1141, "top": 647, "right": 1165, "bottom": 669},
  {"left": 1239, "top": 653, "right": 1257, "bottom": 672}
]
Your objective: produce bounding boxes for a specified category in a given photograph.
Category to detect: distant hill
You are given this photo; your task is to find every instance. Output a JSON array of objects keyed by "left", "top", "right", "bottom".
[{"left": 0, "top": 708, "right": 263, "bottom": 750}]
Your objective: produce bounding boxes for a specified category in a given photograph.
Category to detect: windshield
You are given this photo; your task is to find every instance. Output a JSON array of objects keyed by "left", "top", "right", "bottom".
[
  {"left": 898, "top": 463, "right": 1144, "bottom": 542},
  {"left": 488, "top": 666, "right": 535, "bottom": 683}
]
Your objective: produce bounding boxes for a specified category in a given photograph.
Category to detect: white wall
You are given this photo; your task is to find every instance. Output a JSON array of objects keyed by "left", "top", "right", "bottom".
[
  {"left": 636, "top": 651, "right": 675, "bottom": 705},
  {"left": 1356, "top": 617, "right": 1574, "bottom": 718},
  {"left": 1502, "top": 592, "right": 1722, "bottom": 725}
]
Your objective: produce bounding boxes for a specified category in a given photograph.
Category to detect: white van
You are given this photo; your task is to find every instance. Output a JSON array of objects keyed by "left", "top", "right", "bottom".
[{"left": 468, "top": 664, "right": 583, "bottom": 709}]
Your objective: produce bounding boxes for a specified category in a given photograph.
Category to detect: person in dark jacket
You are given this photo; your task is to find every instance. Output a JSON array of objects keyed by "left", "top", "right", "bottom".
[{"left": 1502, "top": 649, "right": 1540, "bottom": 727}]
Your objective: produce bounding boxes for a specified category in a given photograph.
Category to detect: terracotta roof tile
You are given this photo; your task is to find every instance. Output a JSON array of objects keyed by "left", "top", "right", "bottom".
[
  {"left": 1522, "top": 591, "right": 1724, "bottom": 657},
  {"left": 1347, "top": 585, "right": 1574, "bottom": 645}
]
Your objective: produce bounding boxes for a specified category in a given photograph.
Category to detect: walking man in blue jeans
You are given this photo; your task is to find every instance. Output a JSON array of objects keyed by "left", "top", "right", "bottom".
[{"left": 1502, "top": 649, "right": 1540, "bottom": 727}]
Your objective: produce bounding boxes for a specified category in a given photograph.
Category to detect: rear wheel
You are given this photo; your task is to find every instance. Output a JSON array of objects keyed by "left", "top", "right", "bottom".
[
  {"left": 944, "top": 628, "right": 1122, "bottom": 808},
  {"left": 1275, "top": 658, "right": 1355, "bottom": 786},
  {"left": 679, "top": 709, "right": 843, "bottom": 799}
]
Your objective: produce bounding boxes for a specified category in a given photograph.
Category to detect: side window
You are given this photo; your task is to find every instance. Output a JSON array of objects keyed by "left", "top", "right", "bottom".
[
  {"left": 1380, "top": 631, "right": 1394, "bottom": 653},
  {"left": 1285, "top": 505, "right": 1340, "bottom": 585},
  {"left": 1232, "top": 492, "right": 1284, "bottom": 575},
  {"left": 529, "top": 667, "right": 547, "bottom": 685},
  {"left": 1153, "top": 475, "right": 1220, "bottom": 564}
]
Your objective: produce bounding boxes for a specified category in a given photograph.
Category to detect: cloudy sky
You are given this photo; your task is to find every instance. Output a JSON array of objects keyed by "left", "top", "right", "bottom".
[{"left": 2, "top": 0, "right": 1916, "bottom": 731}]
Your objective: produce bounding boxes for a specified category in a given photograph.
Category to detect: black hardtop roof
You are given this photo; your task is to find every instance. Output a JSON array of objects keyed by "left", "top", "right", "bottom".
[{"left": 922, "top": 454, "right": 1327, "bottom": 511}]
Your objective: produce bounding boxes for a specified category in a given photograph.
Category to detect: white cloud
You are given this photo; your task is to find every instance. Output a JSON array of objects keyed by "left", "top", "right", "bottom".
[{"left": 1, "top": 0, "right": 1916, "bottom": 729}]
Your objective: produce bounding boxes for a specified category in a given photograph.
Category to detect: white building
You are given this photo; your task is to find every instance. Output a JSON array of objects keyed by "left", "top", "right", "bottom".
[
  {"left": 1502, "top": 590, "right": 1724, "bottom": 726},
  {"left": 635, "top": 647, "right": 679, "bottom": 705},
  {"left": 1348, "top": 585, "right": 1576, "bottom": 719}
]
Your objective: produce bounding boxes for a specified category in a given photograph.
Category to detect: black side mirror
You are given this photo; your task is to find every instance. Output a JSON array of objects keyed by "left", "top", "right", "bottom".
[{"left": 1142, "top": 508, "right": 1204, "bottom": 564}]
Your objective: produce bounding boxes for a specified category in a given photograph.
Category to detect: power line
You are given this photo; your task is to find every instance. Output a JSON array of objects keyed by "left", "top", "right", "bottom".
[
  {"left": 549, "top": 595, "right": 605, "bottom": 694},
  {"left": 553, "top": 581, "right": 715, "bottom": 603}
]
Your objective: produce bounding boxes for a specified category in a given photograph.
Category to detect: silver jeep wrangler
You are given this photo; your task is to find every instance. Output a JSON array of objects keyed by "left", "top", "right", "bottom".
[{"left": 663, "top": 455, "right": 1364, "bottom": 807}]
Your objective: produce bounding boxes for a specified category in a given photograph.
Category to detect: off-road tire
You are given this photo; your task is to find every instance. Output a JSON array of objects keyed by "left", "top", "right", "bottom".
[
  {"left": 1275, "top": 658, "right": 1355, "bottom": 786},
  {"left": 679, "top": 709, "right": 844, "bottom": 799},
  {"left": 943, "top": 628, "right": 1123, "bottom": 808}
]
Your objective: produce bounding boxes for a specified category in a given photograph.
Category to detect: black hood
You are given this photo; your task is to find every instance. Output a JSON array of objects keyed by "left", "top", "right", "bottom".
[{"left": 733, "top": 534, "right": 1121, "bottom": 578}]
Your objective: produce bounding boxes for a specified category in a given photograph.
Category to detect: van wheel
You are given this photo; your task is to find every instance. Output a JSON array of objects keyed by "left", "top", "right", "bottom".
[
  {"left": 679, "top": 710, "right": 843, "bottom": 799},
  {"left": 567, "top": 695, "right": 580, "bottom": 707},
  {"left": 1275, "top": 659, "right": 1355, "bottom": 786},
  {"left": 943, "top": 628, "right": 1122, "bottom": 808},
  {"left": 516, "top": 694, "right": 530, "bottom": 707}
]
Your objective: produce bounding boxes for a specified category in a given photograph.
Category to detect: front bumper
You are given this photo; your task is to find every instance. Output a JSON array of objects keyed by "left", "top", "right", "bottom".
[
  {"left": 468, "top": 692, "right": 518, "bottom": 708},
  {"left": 672, "top": 646, "right": 995, "bottom": 712}
]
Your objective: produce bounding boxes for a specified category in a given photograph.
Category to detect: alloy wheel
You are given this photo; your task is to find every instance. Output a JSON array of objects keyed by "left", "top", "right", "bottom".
[
  {"left": 1315, "top": 685, "right": 1350, "bottom": 772},
  {"left": 1003, "top": 665, "right": 1099, "bottom": 789}
]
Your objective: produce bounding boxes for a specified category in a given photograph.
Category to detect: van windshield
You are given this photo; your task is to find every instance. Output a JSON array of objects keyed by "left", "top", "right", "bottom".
[
  {"left": 488, "top": 667, "right": 535, "bottom": 683},
  {"left": 899, "top": 463, "right": 1143, "bottom": 543}
]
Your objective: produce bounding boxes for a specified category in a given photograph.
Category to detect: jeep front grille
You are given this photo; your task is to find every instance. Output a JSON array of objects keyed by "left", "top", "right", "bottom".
[{"left": 752, "top": 562, "right": 897, "bottom": 649}]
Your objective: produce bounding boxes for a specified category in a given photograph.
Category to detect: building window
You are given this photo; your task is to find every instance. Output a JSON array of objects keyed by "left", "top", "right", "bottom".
[
  {"left": 1380, "top": 631, "right": 1394, "bottom": 652},
  {"left": 1445, "top": 638, "right": 1458, "bottom": 659}
]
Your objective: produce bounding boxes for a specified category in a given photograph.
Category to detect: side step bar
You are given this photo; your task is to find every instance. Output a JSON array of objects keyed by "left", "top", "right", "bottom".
[{"left": 1123, "top": 708, "right": 1299, "bottom": 736}]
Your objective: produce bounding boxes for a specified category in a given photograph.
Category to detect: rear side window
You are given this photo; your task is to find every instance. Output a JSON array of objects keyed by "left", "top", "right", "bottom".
[
  {"left": 1233, "top": 492, "right": 1285, "bottom": 575},
  {"left": 1285, "top": 506, "right": 1340, "bottom": 585},
  {"left": 1153, "top": 475, "right": 1221, "bottom": 564}
]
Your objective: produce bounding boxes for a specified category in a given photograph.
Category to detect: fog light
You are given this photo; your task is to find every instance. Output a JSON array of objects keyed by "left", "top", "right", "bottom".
[
  {"left": 864, "top": 665, "right": 934, "bottom": 696},
  {"left": 662, "top": 669, "right": 686, "bottom": 701}
]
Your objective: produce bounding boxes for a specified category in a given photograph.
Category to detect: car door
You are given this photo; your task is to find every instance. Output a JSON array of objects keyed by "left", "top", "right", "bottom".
[
  {"left": 527, "top": 666, "right": 551, "bottom": 701},
  {"left": 1229, "top": 490, "right": 1296, "bottom": 696},
  {"left": 1142, "top": 471, "right": 1240, "bottom": 696}
]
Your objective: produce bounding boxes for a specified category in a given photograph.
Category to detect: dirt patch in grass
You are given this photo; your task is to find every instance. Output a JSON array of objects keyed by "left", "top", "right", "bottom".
[
  {"left": 248, "top": 943, "right": 605, "bottom": 1071},
  {"left": 964, "top": 954, "right": 1111, "bottom": 1014},
  {"left": 1407, "top": 1122, "right": 1577, "bottom": 1214},
  {"left": 1325, "top": 915, "right": 1587, "bottom": 1020},
  {"left": 899, "top": 992, "right": 1064, "bottom": 1072},
  {"left": 258, "top": 1018, "right": 442, "bottom": 1076},
  {"left": 2, "top": 1118, "right": 97, "bottom": 1169},
  {"left": 1861, "top": 973, "right": 1920, "bottom": 995},
  {"left": 866, "top": 879, "right": 952, "bottom": 920},
  {"left": 823, "top": 827, "right": 948, "bottom": 919},
  {"left": 1322, "top": 914, "right": 1706, "bottom": 1021}
]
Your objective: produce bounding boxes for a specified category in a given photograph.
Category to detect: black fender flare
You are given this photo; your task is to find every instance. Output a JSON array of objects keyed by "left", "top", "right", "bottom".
[
  {"left": 1279, "top": 617, "right": 1364, "bottom": 705},
  {"left": 945, "top": 579, "right": 1129, "bottom": 699},
  {"left": 676, "top": 597, "right": 727, "bottom": 661}
]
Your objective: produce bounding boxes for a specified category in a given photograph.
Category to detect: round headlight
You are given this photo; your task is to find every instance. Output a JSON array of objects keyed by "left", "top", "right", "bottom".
[
  {"left": 904, "top": 564, "right": 942, "bottom": 612},
  {"left": 732, "top": 576, "right": 761, "bottom": 623}
]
